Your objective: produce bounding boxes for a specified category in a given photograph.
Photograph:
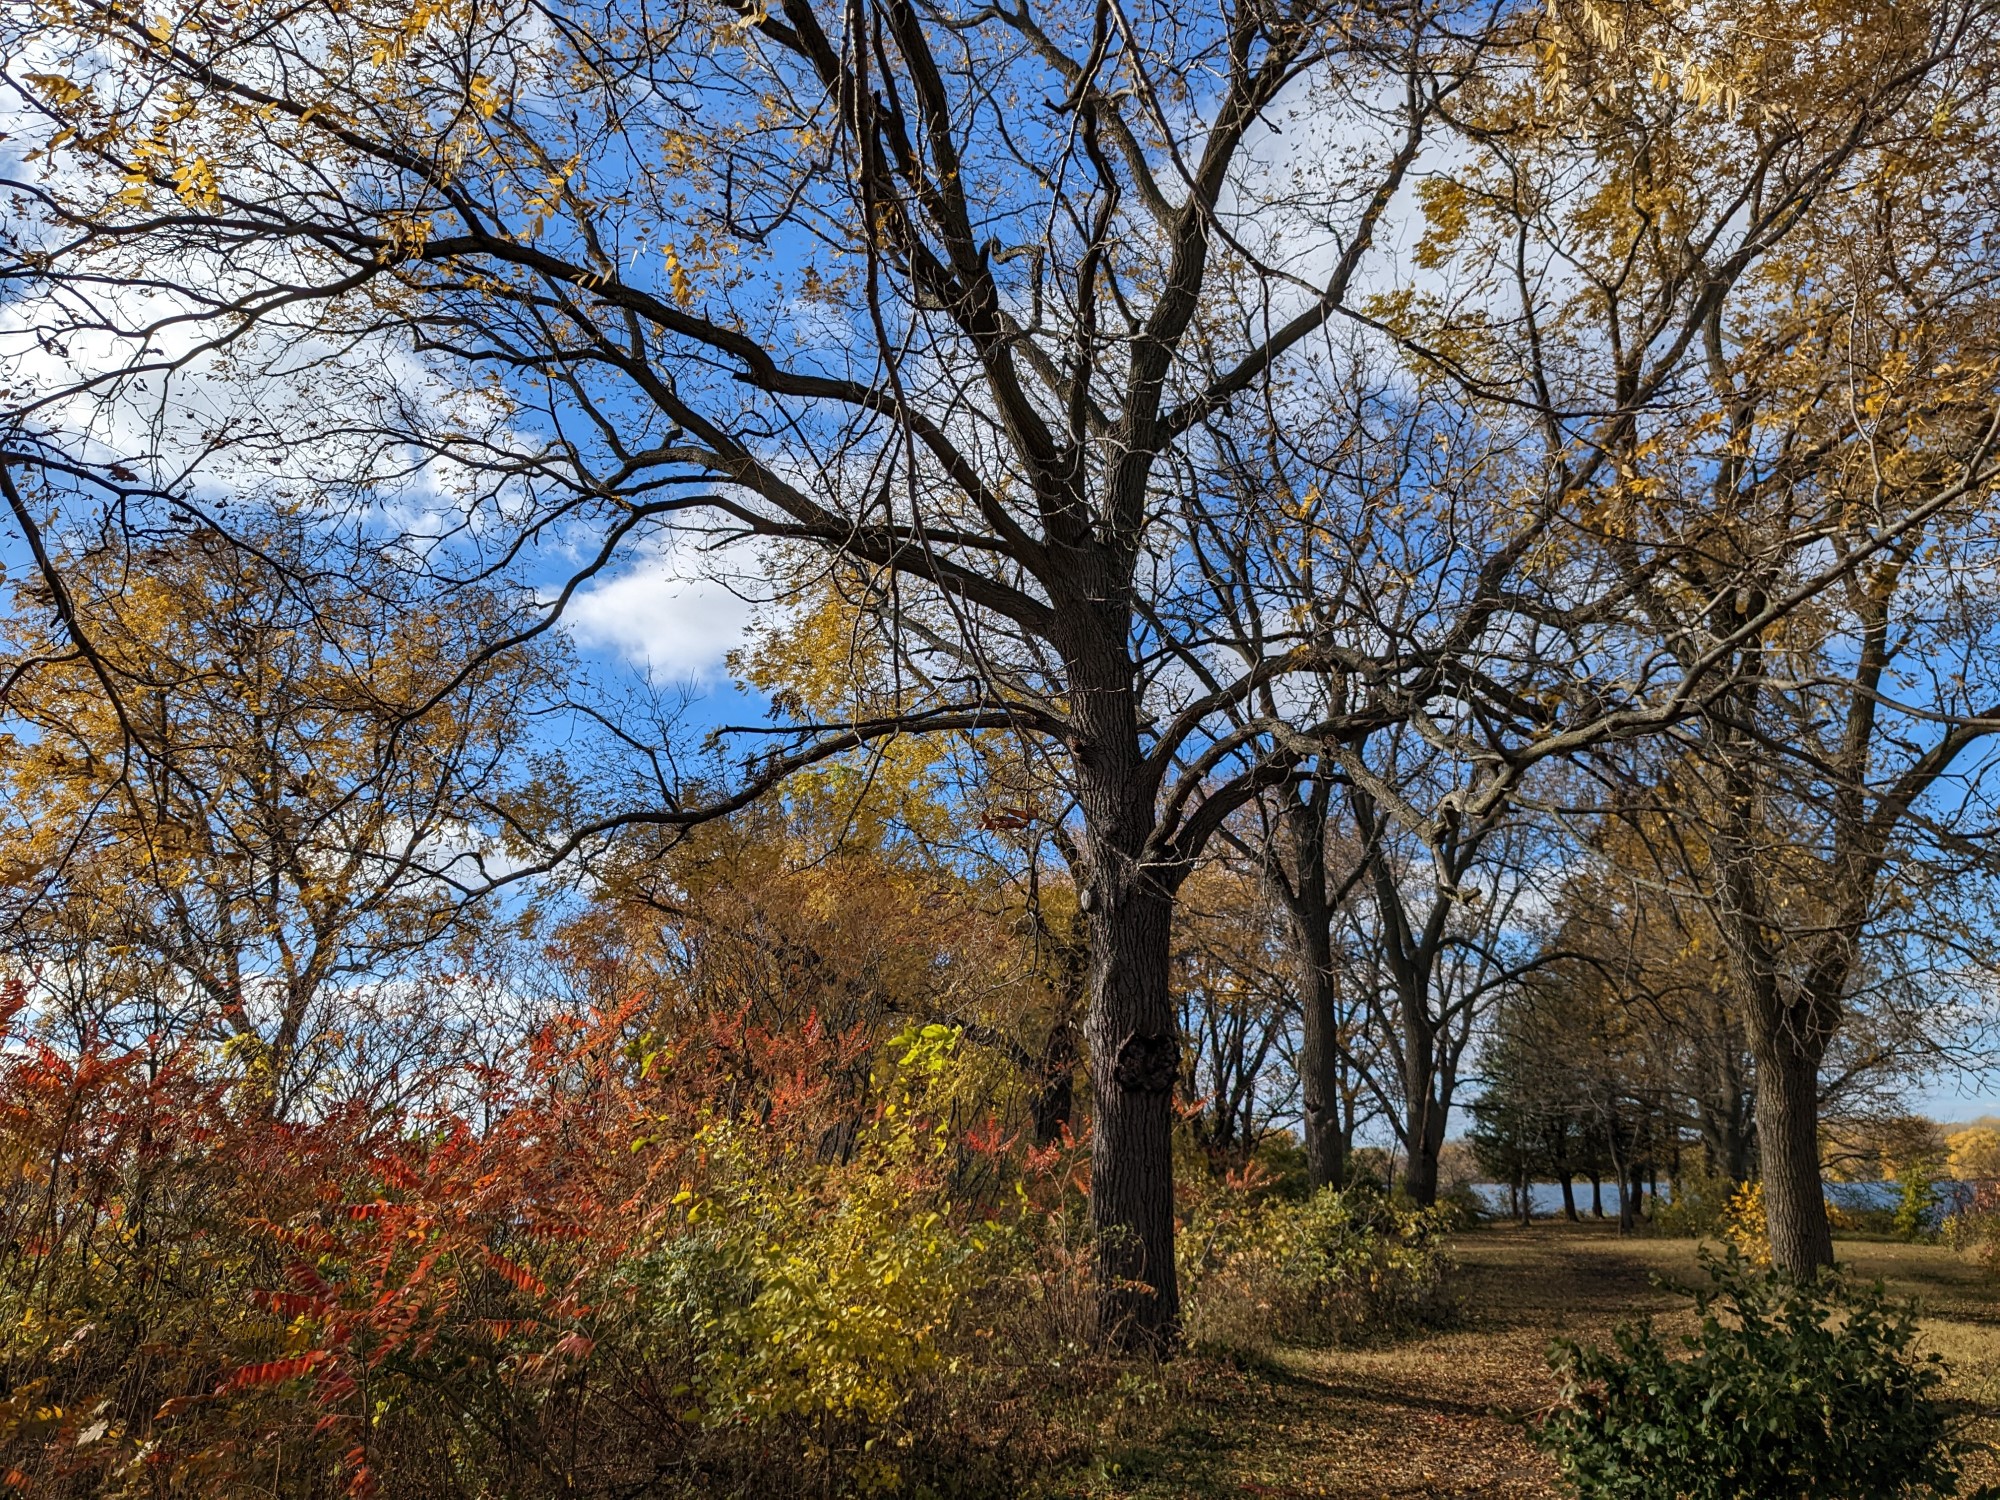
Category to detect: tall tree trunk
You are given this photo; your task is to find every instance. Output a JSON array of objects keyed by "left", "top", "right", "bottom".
[
  {"left": 1352, "top": 786, "right": 1461, "bottom": 1210},
  {"left": 1753, "top": 1025, "right": 1834, "bottom": 1272},
  {"left": 1083, "top": 875, "right": 1179, "bottom": 1343},
  {"left": 1278, "top": 781, "right": 1348, "bottom": 1192},
  {"left": 1609, "top": 1129, "right": 1635, "bottom": 1235},
  {"left": 1554, "top": 1124, "right": 1578, "bottom": 1221},
  {"left": 1299, "top": 957, "right": 1348, "bottom": 1192},
  {"left": 1589, "top": 1171, "right": 1603, "bottom": 1218},
  {"left": 1388, "top": 966, "right": 1445, "bottom": 1204},
  {"left": 1403, "top": 1072, "right": 1445, "bottom": 1207},
  {"left": 1710, "top": 690, "right": 1838, "bottom": 1275},
  {"left": 1074, "top": 686, "right": 1182, "bottom": 1345}
]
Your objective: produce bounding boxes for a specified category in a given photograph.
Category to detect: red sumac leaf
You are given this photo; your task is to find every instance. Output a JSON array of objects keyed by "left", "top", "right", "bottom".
[
  {"left": 479, "top": 1248, "right": 547, "bottom": 1298},
  {"left": 251, "top": 1289, "right": 328, "bottom": 1317},
  {"left": 215, "top": 1351, "right": 328, "bottom": 1393}
]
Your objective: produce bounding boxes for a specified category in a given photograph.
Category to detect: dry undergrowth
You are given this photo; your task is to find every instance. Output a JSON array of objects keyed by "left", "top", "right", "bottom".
[{"left": 1051, "top": 1222, "right": 2000, "bottom": 1499}]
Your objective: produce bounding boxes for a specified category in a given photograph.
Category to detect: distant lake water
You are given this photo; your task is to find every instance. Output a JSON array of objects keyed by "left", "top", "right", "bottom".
[
  {"left": 1471, "top": 1182, "right": 1657, "bottom": 1217},
  {"left": 1471, "top": 1179, "right": 1979, "bottom": 1227}
]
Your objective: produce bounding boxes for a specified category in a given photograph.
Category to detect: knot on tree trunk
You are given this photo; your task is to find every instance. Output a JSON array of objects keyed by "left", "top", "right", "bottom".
[{"left": 1112, "top": 1031, "right": 1179, "bottom": 1095}]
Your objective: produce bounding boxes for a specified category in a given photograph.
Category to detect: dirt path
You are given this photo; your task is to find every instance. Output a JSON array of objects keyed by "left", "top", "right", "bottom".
[{"left": 1057, "top": 1223, "right": 2000, "bottom": 1499}]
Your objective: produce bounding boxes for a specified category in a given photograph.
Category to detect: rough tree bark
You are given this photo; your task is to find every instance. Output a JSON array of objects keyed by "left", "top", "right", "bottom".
[
  {"left": 1069, "top": 632, "right": 1188, "bottom": 1338},
  {"left": 1749, "top": 1012, "right": 1837, "bottom": 1271},
  {"left": 1276, "top": 778, "right": 1356, "bottom": 1191}
]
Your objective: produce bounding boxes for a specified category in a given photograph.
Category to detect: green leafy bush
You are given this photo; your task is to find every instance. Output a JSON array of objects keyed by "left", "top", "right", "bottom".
[
  {"left": 1178, "top": 1186, "right": 1456, "bottom": 1354},
  {"left": 1649, "top": 1170, "right": 1736, "bottom": 1238},
  {"left": 612, "top": 1024, "right": 1001, "bottom": 1492},
  {"left": 1897, "top": 1162, "right": 1945, "bottom": 1243},
  {"left": 1535, "top": 1250, "right": 1991, "bottom": 1500}
]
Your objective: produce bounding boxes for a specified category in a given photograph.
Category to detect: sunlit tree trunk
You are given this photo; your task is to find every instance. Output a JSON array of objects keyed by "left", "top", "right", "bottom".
[{"left": 1752, "top": 1023, "right": 1835, "bottom": 1271}]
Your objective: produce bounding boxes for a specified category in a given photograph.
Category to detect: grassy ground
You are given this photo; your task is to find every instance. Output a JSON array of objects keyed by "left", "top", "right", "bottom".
[{"left": 1049, "top": 1221, "right": 2000, "bottom": 1498}]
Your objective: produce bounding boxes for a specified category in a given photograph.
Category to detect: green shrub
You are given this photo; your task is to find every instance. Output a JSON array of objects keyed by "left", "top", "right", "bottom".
[
  {"left": 1649, "top": 1170, "right": 1736, "bottom": 1238},
  {"left": 613, "top": 1025, "right": 997, "bottom": 1492},
  {"left": 1897, "top": 1162, "right": 1944, "bottom": 1243},
  {"left": 1179, "top": 1186, "right": 1456, "bottom": 1354},
  {"left": 1535, "top": 1250, "right": 1991, "bottom": 1500}
]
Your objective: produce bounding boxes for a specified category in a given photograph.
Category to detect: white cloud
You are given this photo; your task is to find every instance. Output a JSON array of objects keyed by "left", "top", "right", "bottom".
[{"left": 563, "top": 536, "right": 763, "bottom": 682}]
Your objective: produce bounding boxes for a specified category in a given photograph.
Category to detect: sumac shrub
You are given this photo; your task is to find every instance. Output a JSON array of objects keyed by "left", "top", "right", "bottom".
[
  {"left": 1535, "top": 1250, "right": 1990, "bottom": 1500},
  {"left": 0, "top": 987, "right": 1092, "bottom": 1499}
]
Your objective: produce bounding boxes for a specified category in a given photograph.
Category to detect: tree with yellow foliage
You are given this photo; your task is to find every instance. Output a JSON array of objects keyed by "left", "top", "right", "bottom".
[
  {"left": 1949, "top": 1126, "right": 2000, "bottom": 1182},
  {"left": 9, "top": 0, "right": 2000, "bottom": 1330},
  {"left": 0, "top": 510, "right": 554, "bottom": 1110},
  {"left": 1380, "top": 0, "right": 2000, "bottom": 1271}
]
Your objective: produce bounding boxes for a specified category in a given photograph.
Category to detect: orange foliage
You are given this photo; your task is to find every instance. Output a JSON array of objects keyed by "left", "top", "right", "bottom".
[{"left": 0, "top": 973, "right": 894, "bottom": 1497}]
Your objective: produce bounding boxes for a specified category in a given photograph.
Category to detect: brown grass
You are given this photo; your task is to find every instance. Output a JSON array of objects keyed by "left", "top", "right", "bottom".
[{"left": 1042, "top": 1221, "right": 2000, "bottom": 1498}]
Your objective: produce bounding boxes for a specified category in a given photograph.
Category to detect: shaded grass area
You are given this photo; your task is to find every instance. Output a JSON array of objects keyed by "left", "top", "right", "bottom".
[{"left": 1044, "top": 1222, "right": 2000, "bottom": 1498}]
